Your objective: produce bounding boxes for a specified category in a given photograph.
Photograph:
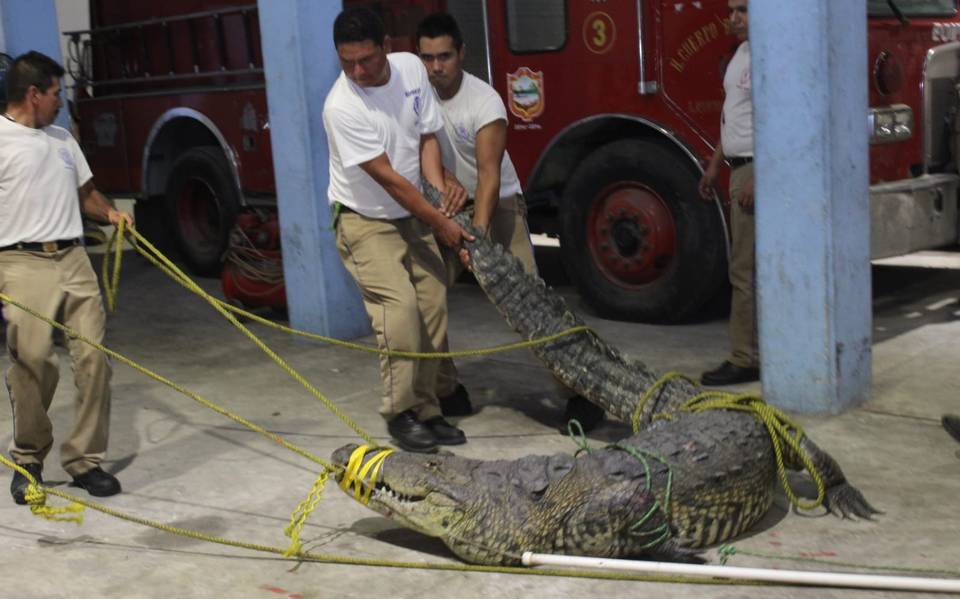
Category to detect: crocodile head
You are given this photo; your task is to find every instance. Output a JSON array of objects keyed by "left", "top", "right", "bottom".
[{"left": 331, "top": 443, "right": 680, "bottom": 565}]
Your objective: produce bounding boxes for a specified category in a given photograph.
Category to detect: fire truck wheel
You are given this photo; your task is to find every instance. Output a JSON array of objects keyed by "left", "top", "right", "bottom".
[
  {"left": 165, "top": 146, "right": 240, "bottom": 276},
  {"left": 560, "top": 138, "right": 727, "bottom": 323}
]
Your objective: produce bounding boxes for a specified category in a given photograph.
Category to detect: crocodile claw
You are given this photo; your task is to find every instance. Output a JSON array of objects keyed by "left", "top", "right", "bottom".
[
  {"left": 825, "top": 483, "right": 882, "bottom": 520},
  {"left": 649, "top": 539, "right": 706, "bottom": 564}
]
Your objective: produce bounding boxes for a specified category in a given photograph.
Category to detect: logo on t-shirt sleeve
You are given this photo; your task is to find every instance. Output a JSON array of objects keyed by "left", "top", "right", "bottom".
[{"left": 58, "top": 148, "right": 77, "bottom": 171}]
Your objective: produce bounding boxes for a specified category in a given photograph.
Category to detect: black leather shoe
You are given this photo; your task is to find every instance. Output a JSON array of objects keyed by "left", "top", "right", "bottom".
[
  {"left": 700, "top": 361, "right": 760, "bottom": 386},
  {"left": 563, "top": 395, "right": 605, "bottom": 433},
  {"left": 387, "top": 411, "right": 438, "bottom": 453},
  {"left": 10, "top": 463, "right": 42, "bottom": 505},
  {"left": 71, "top": 467, "right": 122, "bottom": 497},
  {"left": 423, "top": 416, "right": 467, "bottom": 445},
  {"left": 439, "top": 384, "right": 473, "bottom": 417},
  {"left": 944, "top": 414, "right": 960, "bottom": 444}
]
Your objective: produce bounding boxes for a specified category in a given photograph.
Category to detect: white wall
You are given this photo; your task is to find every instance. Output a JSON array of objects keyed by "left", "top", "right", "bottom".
[{"left": 55, "top": 0, "right": 89, "bottom": 89}]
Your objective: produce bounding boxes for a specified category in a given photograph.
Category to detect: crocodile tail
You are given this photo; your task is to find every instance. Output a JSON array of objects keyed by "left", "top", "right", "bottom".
[{"left": 421, "top": 180, "right": 696, "bottom": 424}]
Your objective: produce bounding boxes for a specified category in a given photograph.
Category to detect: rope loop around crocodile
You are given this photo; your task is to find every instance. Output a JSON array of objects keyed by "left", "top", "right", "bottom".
[{"left": 632, "top": 372, "right": 827, "bottom": 511}]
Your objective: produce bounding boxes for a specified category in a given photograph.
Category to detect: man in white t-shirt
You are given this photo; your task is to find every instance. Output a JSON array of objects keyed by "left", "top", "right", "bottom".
[
  {"left": 324, "top": 8, "right": 475, "bottom": 453},
  {"left": 698, "top": 0, "right": 759, "bottom": 386},
  {"left": 1, "top": 51, "right": 133, "bottom": 504},
  {"left": 415, "top": 13, "right": 604, "bottom": 432}
]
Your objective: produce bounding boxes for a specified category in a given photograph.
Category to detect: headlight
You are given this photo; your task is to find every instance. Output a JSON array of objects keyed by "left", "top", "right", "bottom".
[{"left": 869, "top": 104, "right": 913, "bottom": 144}]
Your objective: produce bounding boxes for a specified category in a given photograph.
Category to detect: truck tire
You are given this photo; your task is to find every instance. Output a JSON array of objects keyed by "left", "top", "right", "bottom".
[
  {"left": 559, "top": 138, "right": 727, "bottom": 322},
  {"left": 133, "top": 198, "right": 176, "bottom": 256},
  {"left": 165, "top": 146, "right": 240, "bottom": 276}
]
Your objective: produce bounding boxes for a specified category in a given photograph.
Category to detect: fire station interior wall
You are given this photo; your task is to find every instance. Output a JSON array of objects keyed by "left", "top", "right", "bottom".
[
  {"left": 751, "top": 1, "right": 872, "bottom": 412},
  {"left": 0, "top": 0, "right": 69, "bottom": 129},
  {"left": 257, "top": 0, "right": 370, "bottom": 339},
  {"left": 54, "top": 0, "right": 88, "bottom": 94}
]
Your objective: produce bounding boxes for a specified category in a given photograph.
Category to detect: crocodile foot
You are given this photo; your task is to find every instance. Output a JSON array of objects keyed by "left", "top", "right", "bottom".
[{"left": 825, "top": 482, "right": 882, "bottom": 520}]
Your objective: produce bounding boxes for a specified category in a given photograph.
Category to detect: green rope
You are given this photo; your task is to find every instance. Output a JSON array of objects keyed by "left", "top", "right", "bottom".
[
  {"left": 564, "top": 424, "right": 676, "bottom": 551},
  {"left": 635, "top": 372, "right": 828, "bottom": 512},
  {"left": 612, "top": 443, "right": 674, "bottom": 549},
  {"left": 676, "top": 392, "right": 825, "bottom": 510}
]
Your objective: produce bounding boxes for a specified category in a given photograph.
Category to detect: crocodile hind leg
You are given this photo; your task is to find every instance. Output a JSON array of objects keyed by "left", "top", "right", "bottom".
[{"left": 798, "top": 436, "right": 881, "bottom": 519}]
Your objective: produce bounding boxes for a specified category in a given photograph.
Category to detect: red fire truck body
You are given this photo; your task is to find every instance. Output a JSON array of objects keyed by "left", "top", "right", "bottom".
[{"left": 67, "top": 0, "right": 960, "bottom": 320}]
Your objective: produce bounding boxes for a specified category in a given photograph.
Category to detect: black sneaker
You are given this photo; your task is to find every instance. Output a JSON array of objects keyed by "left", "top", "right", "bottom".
[
  {"left": 387, "top": 410, "right": 438, "bottom": 453},
  {"left": 439, "top": 384, "right": 473, "bottom": 417},
  {"left": 700, "top": 361, "right": 760, "bottom": 386},
  {"left": 423, "top": 416, "right": 467, "bottom": 445},
  {"left": 563, "top": 395, "right": 605, "bottom": 433},
  {"left": 10, "top": 462, "right": 43, "bottom": 505},
  {"left": 71, "top": 467, "right": 121, "bottom": 497}
]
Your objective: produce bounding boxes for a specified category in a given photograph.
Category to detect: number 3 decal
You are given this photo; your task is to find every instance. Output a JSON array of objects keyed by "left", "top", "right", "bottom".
[{"left": 583, "top": 12, "right": 616, "bottom": 55}]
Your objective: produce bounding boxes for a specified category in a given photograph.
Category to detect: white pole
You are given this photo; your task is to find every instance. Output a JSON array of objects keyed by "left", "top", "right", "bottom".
[{"left": 521, "top": 552, "right": 960, "bottom": 594}]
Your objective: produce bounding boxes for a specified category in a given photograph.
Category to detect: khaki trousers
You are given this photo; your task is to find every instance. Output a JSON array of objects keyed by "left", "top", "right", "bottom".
[
  {"left": 728, "top": 162, "right": 759, "bottom": 368},
  {"left": 335, "top": 213, "right": 448, "bottom": 420},
  {"left": 437, "top": 193, "right": 537, "bottom": 396},
  {"left": 1, "top": 246, "right": 112, "bottom": 476}
]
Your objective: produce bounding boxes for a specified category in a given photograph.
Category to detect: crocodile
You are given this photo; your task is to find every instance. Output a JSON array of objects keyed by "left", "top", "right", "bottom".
[{"left": 329, "top": 183, "right": 878, "bottom": 565}]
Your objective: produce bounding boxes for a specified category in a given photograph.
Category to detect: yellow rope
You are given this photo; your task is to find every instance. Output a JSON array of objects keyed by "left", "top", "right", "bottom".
[
  {"left": 0, "top": 455, "right": 752, "bottom": 585},
  {"left": 635, "top": 373, "right": 827, "bottom": 511},
  {"left": 101, "top": 217, "right": 125, "bottom": 312},
  {"left": 338, "top": 445, "right": 395, "bottom": 505},
  {"left": 107, "top": 226, "right": 591, "bottom": 360},
  {"left": 0, "top": 454, "right": 85, "bottom": 523},
  {"left": 0, "top": 291, "right": 332, "bottom": 469},
  {"left": 283, "top": 470, "right": 331, "bottom": 557},
  {"left": 631, "top": 371, "right": 693, "bottom": 433},
  {"left": 102, "top": 227, "right": 377, "bottom": 446}
]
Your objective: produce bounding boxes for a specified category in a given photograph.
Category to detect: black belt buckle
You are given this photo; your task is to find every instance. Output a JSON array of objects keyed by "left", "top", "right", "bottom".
[{"left": 728, "top": 156, "right": 753, "bottom": 168}]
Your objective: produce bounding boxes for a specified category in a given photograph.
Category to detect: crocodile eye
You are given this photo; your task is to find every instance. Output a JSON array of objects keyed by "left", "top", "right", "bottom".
[{"left": 442, "top": 518, "right": 450, "bottom": 528}]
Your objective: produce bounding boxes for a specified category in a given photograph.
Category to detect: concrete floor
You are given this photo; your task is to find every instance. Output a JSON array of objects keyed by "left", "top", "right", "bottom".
[{"left": 1, "top": 246, "right": 959, "bottom": 599}]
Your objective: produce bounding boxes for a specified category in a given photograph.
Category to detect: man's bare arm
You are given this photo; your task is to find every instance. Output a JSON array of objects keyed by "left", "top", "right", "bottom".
[
  {"left": 358, "top": 153, "right": 473, "bottom": 249},
  {"left": 421, "top": 133, "right": 466, "bottom": 215},
  {"left": 473, "top": 119, "right": 508, "bottom": 233},
  {"left": 79, "top": 180, "right": 134, "bottom": 226}
]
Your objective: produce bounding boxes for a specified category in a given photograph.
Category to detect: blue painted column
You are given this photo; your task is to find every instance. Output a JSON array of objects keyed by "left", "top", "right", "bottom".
[
  {"left": 258, "top": 1, "right": 369, "bottom": 339},
  {"left": 0, "top": 0, "right": 69, "bottom": 128},
  {"left": 751, "top": 2, "right": 871, "bottom": 412}
]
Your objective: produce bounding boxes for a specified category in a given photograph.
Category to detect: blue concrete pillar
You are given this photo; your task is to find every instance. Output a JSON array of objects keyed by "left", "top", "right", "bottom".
[
  {"left": 751, "top": 2, "right": 872, "bottom": 412},
  {"left": 258, "top": 1, "right": 369, "bottom": 339},
  {"left": 0, "top": 0, "right": 69, "bottom": 128}
]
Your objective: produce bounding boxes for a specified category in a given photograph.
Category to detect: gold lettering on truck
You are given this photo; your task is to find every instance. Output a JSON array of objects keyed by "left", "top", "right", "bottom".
[{"left": 670, "top": 19, "right": 723, "bottom": 73}]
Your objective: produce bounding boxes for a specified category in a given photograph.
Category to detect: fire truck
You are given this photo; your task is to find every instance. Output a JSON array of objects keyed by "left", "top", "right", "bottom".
[{"left": 66, "top": 0, "right": 960, "bottom": 321}]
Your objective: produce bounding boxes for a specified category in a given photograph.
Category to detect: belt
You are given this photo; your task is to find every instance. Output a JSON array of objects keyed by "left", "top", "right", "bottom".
[
  {"left": 728, "top": 156, "right": 753, "bottom": 168},
  {"left": 0, "top": 238, "right": 83, "bottom": 252}
]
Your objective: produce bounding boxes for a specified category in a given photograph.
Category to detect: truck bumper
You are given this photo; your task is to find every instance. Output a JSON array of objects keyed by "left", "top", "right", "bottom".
[{"left": 870, "top": 173, "right": 960, "bottom": 259}]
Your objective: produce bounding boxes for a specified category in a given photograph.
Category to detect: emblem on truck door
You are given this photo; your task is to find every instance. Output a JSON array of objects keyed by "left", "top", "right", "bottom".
[
  {"left": 507, "top": 67, "right": 545, "bottom": 123},
  {"left": 93, "top": 112, "right": 117, "bottom": 148}
]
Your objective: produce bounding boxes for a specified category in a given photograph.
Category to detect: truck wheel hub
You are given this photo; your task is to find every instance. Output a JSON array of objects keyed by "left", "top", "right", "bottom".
[{"left": 586, "top": 182, "right": 677, "bottom": 287}]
